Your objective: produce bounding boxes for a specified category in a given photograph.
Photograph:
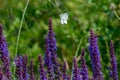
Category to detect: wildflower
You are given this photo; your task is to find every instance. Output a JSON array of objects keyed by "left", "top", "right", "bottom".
[
  {"left": 59, "top": 13, "right": 68, "bottom": 24},
  {"left": 44, "top": 19, "right": 62, "bottom": 79},
  {"left": 48, "top": 18, "right": 57, "bottom": 52},
  {"left": 67, "top": 75, "right": 71, "bottom": 80},
  {"left": 0, "top": 25, "right": 11, "bottom": 79},
  {"left": 109, "top": 40, "right": 118, "bottom": 80},
  {"left": 22, "top": 55, "right": 28, "bottom": 80},
  {"left": 80, "top": 48, "right": 88, "bottom": 80},
  {"left": 29, "top": 59, "right": 35, "bottom": 80},
  {"left": 0, "top": 67, "right": 3, "bottom": 80},
  {"left": 62, "top": 61, "right": 68, "bottom": 80},
  {"left": 44, "top": 37, "right": 54, "bottom": 80},
  {"left": 38, "top": 55, "right": 47, "bottom": 80},
  {"left": 15, "top": 56, "right": 23, "bottom": 80},
  {"left": 72, "top": 57, "right": 82, "bottom": 80},
  {"left": 88, "top": 30, "right": 103, "bottom": 80}
]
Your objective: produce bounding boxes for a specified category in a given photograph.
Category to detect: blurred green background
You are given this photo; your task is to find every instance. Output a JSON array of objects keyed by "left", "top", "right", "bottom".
[{"left": 0, "top": 0, "right": 120, "bottom": 79}]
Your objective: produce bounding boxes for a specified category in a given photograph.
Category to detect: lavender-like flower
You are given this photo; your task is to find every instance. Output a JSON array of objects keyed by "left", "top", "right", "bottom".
[
  {"left": 44, "top": 38, "right": 54, "bottom": 80},
  {"left": 22, "top": 55, "right": 28, "bottom": 80},
  {"left": 48, "top": 18, "right": 57, "bottom": 52},
  {"left": 15, "top": 56, "right": 23, "bottom": 80},
  {"left": 0, "top": 25, "right": 11, "bottom": 79},
  {"left": 62, "top": 61, "right": 67, "bottom": 80},
  {"left": 109, "top": 40, "right": 118, "bottom": 80},
  {"left": 38, "top": 55, "right": 47, "bottom": 80},
  {"left": 44, "top": 19, "right": 62, "bottom": 79},
  {"left": 72, "top": 57, "right": 82, "bottom": 80},
  {"left": 0, "top": 66, "right": 3, "bottom": 80},
  {"left": 88, "top": 30, "right": 103, "bottom": 80},
  {"left": 29, "top": 59, "right": 35, "bottom": 80},
  {"left": 67, "top": 75, "right": 71, "bottom": 80},
  {"left": 80, "top": 48, "right": 88, "bottom": 80},
  {"left": 48, "top": 19, "right": 62, "bottom": 79}
]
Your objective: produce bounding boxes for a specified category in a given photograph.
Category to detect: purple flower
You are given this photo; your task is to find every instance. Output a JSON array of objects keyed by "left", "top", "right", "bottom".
[
  {"left": 44, "top": 37, "right": 52, "bottom": 66},
  {"left": 44, "top": 19, "right": 62, "bottom": 79},
  {"left": 0, "top": 66, "right": 3, "bottom": 80},
  {"left": 38, "top": 55, "right": 47, "bottom": 80},
  {"left": 67, "top": 75, "right": 71, "bottom": 80},
  {"left": 80, "top": 48, "right": 88, "bottom": 80},
  {"left": 62, "top": 61, "right": 68, "bottom": 80},
  {"left": 48, "top": 19, "right": 62, "bottom": 79},
  {"left": 48, "top": 18, "right": 57, "bottom": 52},
  {"left": 62, "top": 62, "right": 70, "bottom": 80},
  {"left": 15, "top": 56, "right": 23, "bottom": 80},
  {"left": 72, "top": 57, "right": 82, "bottom": 80},
  {"left": 0, "top": 25, "right": 11, "bottom": 79},
  {"left": 44, "top": 38, "right": 54, "bottom": 80},
  {"left": 109, "top": 40, "right": 118, "bottom": 80},
  {"left": 88, "top": 30, "right": 103, "bottom": 80},
  {"left": 29, "top": 59, "right": 35, "bottom": 80},
  {"left": 22, "top": 55, "right": 28, "bottom": 80}
]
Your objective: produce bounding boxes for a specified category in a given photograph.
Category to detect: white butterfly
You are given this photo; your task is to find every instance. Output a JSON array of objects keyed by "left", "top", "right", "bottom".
[{"left": 59, "top": 13, "right": 68, "bottom": 24}]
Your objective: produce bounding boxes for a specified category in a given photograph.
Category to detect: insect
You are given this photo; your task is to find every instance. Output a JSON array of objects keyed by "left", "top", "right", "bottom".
[{"left": 59, "top": 13, "right": 68, "bottom": 24}]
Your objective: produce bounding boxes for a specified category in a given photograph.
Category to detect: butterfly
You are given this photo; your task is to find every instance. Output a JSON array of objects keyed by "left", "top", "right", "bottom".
[{"left": 59, "top": 13, "right": 68, "bottom": 24}]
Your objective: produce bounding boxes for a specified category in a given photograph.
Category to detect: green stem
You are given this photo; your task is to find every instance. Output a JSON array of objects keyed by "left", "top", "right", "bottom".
[
  {"left": 15, "top": 0, "right": 30, "bottom": 57},
  {"left": 113, "top": 10, "right": 120, "bottom": 21},
  {"left": 14, "top": 0, "right": 30, "bottom": 80},
  {"left": 75, "top": 37, "right": 83, "bottom": 58},
  {"left": 105, "top": 36, "right": 109, "bottom": 54}
]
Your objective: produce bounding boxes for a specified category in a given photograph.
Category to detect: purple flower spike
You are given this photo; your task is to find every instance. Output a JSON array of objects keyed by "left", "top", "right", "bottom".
[
  {"left": 0, "top": 25, "right": 11, "bottom": 79},
  {"left": 44, "top": 37, "right": 51, "bottom": 66},
  {"left": 15, "top": 56, "right": 23, "bottom": 80},
  {"left": 44, "top": 19, "right": 62, "bottom": 79},
  {"left": 62, "top": 61, "right": 67, "bottom": 80},
  {"left": 44, "top": 38, "right": 54, "bottom": 80},
  {"left": 29, "top": 59, "right": 35, "bottom": 80},
  {"left": 0, "top": 67, "right": 3, "bottom": 80},
  {"left": 38, "top": 56, "right": 47, "bottom": 80},
  {"left": 48, "top": 18, "right": 57, "bottom": 52},
  {"left": 80, "top": 48, "right": 88, "bottom": 80},
  {"left": 88, "top": 30, "right": 103, "bottom": 80},
  {"left": 48, "top": 19, "right": 62, "bottom": 79},
  {"left": 22, "top": 55, "right": 28, "bottom": 80},
  {"left": 72, "top": 57, "right": 82, "bottom": 80},
  {"left": 67, "top": 75, "right": 71, "bottom": 80},
  {"left": 62, "top": 62, "right": 70, "bottom": 80},
  {"left": 110, "top": 40, "right": 118, "bottom": 80}
]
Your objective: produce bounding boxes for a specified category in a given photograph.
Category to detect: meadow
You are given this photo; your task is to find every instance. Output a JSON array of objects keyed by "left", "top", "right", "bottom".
[{"left": 0, "top": 0, "right": 120, "bottom": 80}]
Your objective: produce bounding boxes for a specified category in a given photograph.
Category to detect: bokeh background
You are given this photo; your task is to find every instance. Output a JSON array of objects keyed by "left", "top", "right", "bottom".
[{"left": 0, "top": 0, "right": 120, "bottom": 79}]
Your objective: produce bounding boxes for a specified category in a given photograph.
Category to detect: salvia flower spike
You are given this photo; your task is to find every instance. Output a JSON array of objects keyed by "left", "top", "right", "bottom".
[
  {"left": 48, "top": 19, "right": 62, "bottom": 79},
  {"left": 38, "top": 55, "right": 47, "bottom": 80},
  {"left": 15, "top": 56, "right": 23, "bottom": 80},
  {"left": 29, "top": 59, "right": 35, "bottom": 80},
  {"left": 22, "top": 55, "right": 28, "bottom": 80},
  {"left": 80, "top": 48, "right": 88, "bottom": 80},
  {"left": 109, "top": 40, "right": 118, "bottom": 80},
  {"left": 72, "top": 57, "right": 82, "bottom": 80},
  {"left": 88, "top": 30, "right": 103, "bottom": 80},
  {"left": 0, "top": 25, "right": 11, "bottom": 79},
  {"left": 0, "top": 66, "right": 3, "bottom": 80},
  {"left": 44, "top": 37, "right": 54, "bottom": 80},
  {"left": 62, "top": 61, "right": 67, "bottom": 80}
]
